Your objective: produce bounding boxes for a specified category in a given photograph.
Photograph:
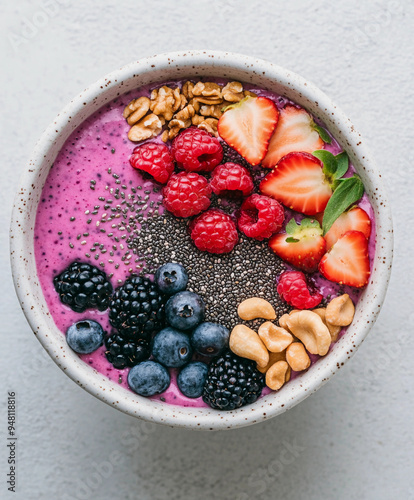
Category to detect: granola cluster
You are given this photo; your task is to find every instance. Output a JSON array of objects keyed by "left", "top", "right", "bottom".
[{"left": 123, "top": 81, "right": 257, "bottom": 143}]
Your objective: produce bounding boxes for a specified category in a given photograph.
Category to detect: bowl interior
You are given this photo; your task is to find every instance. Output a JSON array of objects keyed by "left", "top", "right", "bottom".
[{"left": 10, "top": 51, "right": 393, "bottom": 430}]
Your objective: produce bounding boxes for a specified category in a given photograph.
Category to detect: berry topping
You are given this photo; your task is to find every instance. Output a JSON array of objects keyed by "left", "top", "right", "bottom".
[
  {"left": 172, "top": 127, "right": 223, "bottom": 172},
  {"left": 127, "top": 361, "right": 170, "bottom": 397},
  {"left": 104, "top": 333, "right": 150, "bottom": 369},
  {"left": 109, "top": 275, "right": 166, "bottom": 339},
  {"left": 152, "top": 327, "right": 193, "bottom": 368},
  {"left": 260, "top": 152, "right": 332, "bottom": 215},
  {"left": 202, "top": 349, "right": 265, "bottom": 411},
  {"left": 324, "top": 207, "right": 371, "bottom": 250},
  {"left": 261, "top": 105, "right": 324, "bottom": 168},
  {"left": 319, "top": 230, "right": 370, "bottom": 288},
  {"left": 177, "top": 362, "right": 209, "bottom": 399},
  {"left": 277, "top": 271, "right": 323, "bottom": 310},
  {"left": 66, "top": 320, "right": 105, "bottom": 354},
  {"left": 54, "top": 261, "right": 113, "bottom": 313},
  {"left": 163, "top": 172, "right": 212, "bottom": 218},
  {"left": 217, "top": 96, "right": 279, "bottom": 165},
  {"left": 165, "top": 291, "right": 205, "bottom": 331},
  {"left": 155, "top": 263, "right": 189, "bottom": 295},
  {"left": 269, "top": 218, "right": 326, "bottom": 273},
  {"left": 210, "top": 162, "right": 254, "bottom": 197},
  {"left": 191, "top": 322, "right": 230, "bottom": 357},
  {"left": 129, "top": 142, "right": 174, "bottom": 184},
  {"left": 238, "top": 194, "right": 285, "bottom": 241},
  {"left": 190, "top": 209, "right": 239, "bottom": 254},
  {"left": 221, "top": 141, "right": 253, "bottom": 170}
]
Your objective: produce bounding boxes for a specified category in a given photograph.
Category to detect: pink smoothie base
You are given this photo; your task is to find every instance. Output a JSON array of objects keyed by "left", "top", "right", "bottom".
[{"left": 34, "top": 78, "right": 376, "bottom": 408}]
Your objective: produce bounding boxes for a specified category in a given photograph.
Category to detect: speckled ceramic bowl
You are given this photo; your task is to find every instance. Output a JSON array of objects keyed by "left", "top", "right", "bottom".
[{"left": 10, "top": 51, "right": 393, "bottom": 430}]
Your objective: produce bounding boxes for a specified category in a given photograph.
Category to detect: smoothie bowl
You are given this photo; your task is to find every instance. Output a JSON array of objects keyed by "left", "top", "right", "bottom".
[{"left": 10, "top": 51, "right": 393, "bottom": 430}]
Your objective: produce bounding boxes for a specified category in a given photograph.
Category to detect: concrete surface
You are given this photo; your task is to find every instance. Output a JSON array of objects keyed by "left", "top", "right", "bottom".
[{"left": 1, "top": 1, "right": 413, "bottom": 499}]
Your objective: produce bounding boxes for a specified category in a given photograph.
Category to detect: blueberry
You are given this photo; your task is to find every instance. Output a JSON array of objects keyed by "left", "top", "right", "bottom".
[
  {"left": 191, "top": 322, "right": 230, "bottom": 357},
  {"left": 177, "top": 362, "right": 208, "bottom": 398},
  {"left": 152, "top": 327, "right": 193, "bottom": 368},
  {"left": 155, "top": 263, "right": 188, "bottom": 295},
  {"left": 66, "top": 320, "right": 105, "bottom": 354},
  {"left": 127, "top": 361, "right": 170, "bottom": 397},
  {"left": 165, "top": 291, "right": 205, "bottom": 331}
]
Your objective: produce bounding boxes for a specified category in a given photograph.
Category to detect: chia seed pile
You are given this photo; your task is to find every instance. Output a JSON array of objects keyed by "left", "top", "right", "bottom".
[{"left": 70, "top": 164, "right": 292, "bottom": 331}]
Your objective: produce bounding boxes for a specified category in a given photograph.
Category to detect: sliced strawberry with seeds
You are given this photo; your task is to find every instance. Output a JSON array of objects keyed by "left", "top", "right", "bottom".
[
  {"left": 324, "top": 207, "right": 371, "bottom": 250},
  {"left": 319, "top": 230, "right": 370, "bottom": 288},
  {"left": 217, "top": 96, "right": 279, "bottom": 166},
  {"left": 261, "top": 105, "right": 324, "bottom": 168},
  {"left": 260, "top": 152, "right": 332, "bottom": 215},
  {"left": 269, "top": 218, "right": 326, "bottom": 273}
]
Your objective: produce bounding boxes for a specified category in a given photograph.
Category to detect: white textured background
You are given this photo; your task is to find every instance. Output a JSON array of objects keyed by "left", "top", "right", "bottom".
[{"left": 1, "top": 1, "right": 413, "bottom": 499}]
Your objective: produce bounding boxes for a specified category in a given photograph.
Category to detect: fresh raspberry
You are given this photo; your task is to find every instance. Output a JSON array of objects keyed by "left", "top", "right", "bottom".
[
  {"left": 277, "top": 271, "right": 322, "bottom": 309},
  {"left": 238, "top": 194, "right": 285, "bottom": 241},
  {"left": 190, "top": 209, "right": 238, "bottom": 254},
  {"left": 163, "top": 172, "right": 212, "bottom": 218},
  {"left": 129, "top": 143, "right": 174, "bottom": 184},
  {"left": 210, "top": 162, "right": 254, "bottom": 197},
  {"left": 172, "top": 128, "right": 223, "bottom": 172}
]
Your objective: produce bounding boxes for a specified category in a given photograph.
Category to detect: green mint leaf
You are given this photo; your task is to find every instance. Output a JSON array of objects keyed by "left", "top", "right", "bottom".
[
  {"left": 313, "top": 149, "right": 338, "bottom": 181},
  {"left": 286, "top": 237, "right": 300, "bottom": 243},
  {"left": 335, "top": 151, "right": 349, "bottom": 179},
  {"left": 313, "top": 124, "right": 332, "bottom": 144},
  {"left": 322, "top": 175, "right": 365, "bottom": 234}
]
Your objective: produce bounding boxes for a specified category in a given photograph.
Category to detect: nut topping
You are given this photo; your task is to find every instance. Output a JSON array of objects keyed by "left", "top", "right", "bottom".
[
  {"left": 325, "top": 294, "right": 355, "bottom": 326},
  {"left": 222, "top": 81, "right": 245, "bottom": 102},
  {"left": 286, "top": 310, "right": 331, "bottom": 356},
  {"left": 286, "top": 342, "right": 311, "bottom": 372},
  {"left": 229, "top": 324, "right": 269, "bottom": 368},
  {"left": 266, "top": 361, "right": 291, "bottom": 391},
  {"left": 258, "top": 322, "right": 293, "bottom": 353},
  {"left": 123, "top": 96, "right": 151, "bottom": 126},
  {"left": 128, "top": 114, "right": 163, "bottom": 142},
  {"left": 237, "top": 297, "right": 277, "bottom": 321}
]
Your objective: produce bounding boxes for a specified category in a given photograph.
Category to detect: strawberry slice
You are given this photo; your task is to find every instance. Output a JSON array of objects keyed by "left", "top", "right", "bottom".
[
  {"left": 269, "top": 218, "right": 326, "bottom": 273},
  {"left": 217, "top": 96, "right": 279, "bottom": 166},
  {"left": 262, "top": 105, "right": 324, "bottom": 168},
  {"left": 260, "top": 152, "right": 332, "bottom": 215},
  {"left": 324, "top": 207, "right": 371, "bottom": 250},
  {"left": 319, "top": 230, "right": 370, "bottom": 287}
]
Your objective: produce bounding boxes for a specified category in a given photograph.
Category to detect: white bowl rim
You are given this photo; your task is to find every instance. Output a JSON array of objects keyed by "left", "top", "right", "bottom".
[{"left": 10, "top": 50, "right": 393, "bottom": 430}]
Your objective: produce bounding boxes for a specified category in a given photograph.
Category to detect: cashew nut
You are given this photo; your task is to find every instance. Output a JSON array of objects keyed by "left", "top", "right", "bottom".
[
  {"left": 326, "top": 294, "right": 355, "bottom": 326},
  {"left": 286, "top": 310, "right": 331, "bottom": 356},
  {"left": 312, "top": 308, "right": 342, "bottom": 342},
  {"left": 266, "top": 361, "right": 291, "bottom": 391},
  {"left": 257, "top": 350, "right": 286, "bottom": 374},
  {"left": 286, "top": 342, "right": 311, "bottom": 372},
  {"left": 278, "top": 313, "right": 290, "bottom": 330},
  {"left": 237, "top": 298, "right": 276, "bottom": 321},
  {"left": 258, "top": 322, "right": 293, "bottom": 353},
  {"left": 229, "top": 324, "right": 269, "bottom": 368}
]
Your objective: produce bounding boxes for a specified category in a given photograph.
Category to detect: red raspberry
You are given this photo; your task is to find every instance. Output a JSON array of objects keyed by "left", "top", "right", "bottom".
[
  {"left": 238, "top": 194, "right": 285, "bottom": 241},
  {"left": 129, "top": 143, "right": 174, "bottom": 184},
  {"left": 163, "top": 172, "right": 212, "bottom": 218},
  {"left": 172, "top": 128, "right": 223, "bottom": 172},
  {"left": 190, "top": 209, "right": 238, "bottom": 254},
  {"left": 210, "top": 162, "right": 254, "bottom": 197},
  {"left": 277, "top": 271, "right": 322, "bottom": 309}
]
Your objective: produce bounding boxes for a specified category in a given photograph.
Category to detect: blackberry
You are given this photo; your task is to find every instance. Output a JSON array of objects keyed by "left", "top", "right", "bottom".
[
  {"left": 202, "top": 349, "right": 265, "bottom": 411},
  {"left": 105, "top": 333, "right": 150, "bottom": 369},
  {"left": 109, "top": 275, "right": 166, "bottom": 339},
  {"left": 53, "top": 261, "right": 113, "bottom": 313}
]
